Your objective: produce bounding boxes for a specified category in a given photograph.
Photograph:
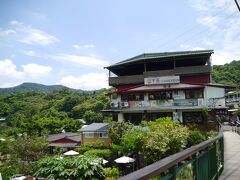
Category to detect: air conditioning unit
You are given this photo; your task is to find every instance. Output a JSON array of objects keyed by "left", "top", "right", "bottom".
[
  {"left": 110, "top": 102, "right": 118, "bottom": 108},
  {"left": 121, "top": 102, "right": 129, "bottom": 108}
]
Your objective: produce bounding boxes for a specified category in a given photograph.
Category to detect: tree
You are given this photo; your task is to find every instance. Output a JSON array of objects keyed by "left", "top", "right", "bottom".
[
  {"left": 122, "top": 128, "right": 147, "bottom": 153},
  {"left": 9, "top": 136, "right": 48, "bottom": 174},
  {"left": 108, "top": 122, "right": 134, "bottom": 145},
  {"left": 35, "top": 155, "right": 105, "bottom": 180}
]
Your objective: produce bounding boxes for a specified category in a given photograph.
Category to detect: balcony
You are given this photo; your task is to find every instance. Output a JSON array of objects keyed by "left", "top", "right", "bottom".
[{"left": 109, "top": 65, "right": 211, "bottom": 86}]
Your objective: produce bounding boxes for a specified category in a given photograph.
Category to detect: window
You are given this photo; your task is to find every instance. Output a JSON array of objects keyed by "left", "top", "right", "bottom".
[
  {"left": 148, "top": 91, "right": 172, "bottom": 100},
  {"left": 121, "top": 93, "right": 144, "bottom": 101},
  {"left": 99, "top": 132, "right": 108, "bottom": 138},
  {"left": 185, "top": 89, "right": 203, "bottom": 99},
  {"left": 84, "top": 132, "right": 94, "bottom": 138},
  {"left": 182, "top": 112, "right": 203, "bottom": 124}
]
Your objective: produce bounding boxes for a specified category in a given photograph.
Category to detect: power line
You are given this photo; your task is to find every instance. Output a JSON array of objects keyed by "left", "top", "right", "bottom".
[
  {"left": 165, "top": 12, "right": 237, "bottom": 51},
  {"left": 234, "top": 0, "right": 240, "bottom": 12},
  {"left": 149, "top": 3, "right": 233, "bottom": 52}
]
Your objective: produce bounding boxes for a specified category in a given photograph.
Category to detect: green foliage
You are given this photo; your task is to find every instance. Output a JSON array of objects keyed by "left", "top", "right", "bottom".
[
  {"left": 212, "top": 60, "right": 240, "bottom": 87},
  {"left": 142, "top": 118, "right": 189, "bottom": 164},
  {"left": 10, "top": 136, "right": 48, "bottom": 162},
  {"left": 0, "top": 166, "right": 19, "bottom": 180},
  {"left": 84, "top": 140, "right": 106, "bottom": 149},
  {"left": 187, "top": 130, "right": 206, "bottom": 147},
  {"left": 122, "top": 129, "right": 147, "bottom": 153},
  {"left": 84, "top": 149, "right": 112, "bottom": 158},
  {"left": 205, "top": 130, "right": 217, "bottom": 139},
  {"left": 108, "top": 121, "right": 134, "bottom": 145},
  {"left": 201, "top": 108, "right": 208, "bottom": 123},
  {"left": 0, "top": 88, "right": 111, "bottom": 136},
  {"left": 104, "top": 167, "right": 120, "bottom": 178},
  {"left": 141, "top": 117, "right": 178, "bottom": 130},
  {"left": 34, "top": 155, "right": 105, "bottom": 180},
  {"left": 75, "top": 146, "right": 92, "bottom": 154}
]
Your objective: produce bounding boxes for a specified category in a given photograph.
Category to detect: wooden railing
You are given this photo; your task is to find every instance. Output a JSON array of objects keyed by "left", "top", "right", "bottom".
[{"left": 118, "top": 132, "right": 224, "bottom": 180}]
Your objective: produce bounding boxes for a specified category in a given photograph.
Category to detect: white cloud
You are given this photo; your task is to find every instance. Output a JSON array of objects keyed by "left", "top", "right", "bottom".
[
  {"left": 0, "top": 59, "right": 52, "bottom": 87},
  {"left": 21, "top": 64, "right": 52, "bottom": 77},
  {"left": 0, "top": 29, "right": 16, "bottom": 36},
  {"left": 51, "top": 54, "right": 109, "bottom": 67},
  {"left": 73, "top": 44, "right": 81, "bottom": 49},
  {"left": 189, "top": 0, "right": 240, "bottom": 65},
  {"left": 72, "top": 44, "right": 95, "bottom": 49},
  {"left": 59, "top": 72, "right": 108, "bottom": 90},
  {"left": 10, "top": 20, "right": 59, "bottom": 46},
  {"left": 83, "top": 44, "right": 95, "bottom": 48},
  {"left": 23, "top": 50, "right": 39, "bottom": 57}
]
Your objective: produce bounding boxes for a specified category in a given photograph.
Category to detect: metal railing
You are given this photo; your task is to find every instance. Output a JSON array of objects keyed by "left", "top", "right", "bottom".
[{"left": 118, "top": 132, "right": 224, "bottom": 180}]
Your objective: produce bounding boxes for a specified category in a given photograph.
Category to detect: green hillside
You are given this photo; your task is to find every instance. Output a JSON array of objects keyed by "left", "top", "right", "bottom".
[
  {"left": 0, "top": 82, "right": 84, "bottom": 95},
  {"left": 212, "top": 60, "right": 240, "bottom": 87}
]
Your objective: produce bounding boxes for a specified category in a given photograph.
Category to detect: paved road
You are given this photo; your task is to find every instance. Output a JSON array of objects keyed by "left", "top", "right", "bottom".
[{"left": 219, "top": 127, "right": 240, "bottom": 180}]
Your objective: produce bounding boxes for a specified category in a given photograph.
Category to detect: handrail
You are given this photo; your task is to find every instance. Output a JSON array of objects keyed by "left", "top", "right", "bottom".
[{"left": 118, "top": 132, "right": 223, "bottom": 180}]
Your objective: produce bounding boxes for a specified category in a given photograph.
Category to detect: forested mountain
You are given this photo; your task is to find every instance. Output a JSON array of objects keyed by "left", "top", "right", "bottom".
[
  {"left": 0, "top": 82, "right": 85, "bottom": 95},
  {"left": 0, "top": 88, "right": 111, "bottom": 136},
  {"left": 212, "top": 60, "right": 240, "bottom": 87}
]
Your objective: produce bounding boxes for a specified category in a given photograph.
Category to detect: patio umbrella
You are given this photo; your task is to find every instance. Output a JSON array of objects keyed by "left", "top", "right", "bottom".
[
  {"left": 114, "top": 156, "right": 135, "bottom": 164},
  {"left": 63, "top": 150, "right": 79, "bottom": 156},
  {"left": 103, "top": 159, "right": 108, "bottom": 164}
]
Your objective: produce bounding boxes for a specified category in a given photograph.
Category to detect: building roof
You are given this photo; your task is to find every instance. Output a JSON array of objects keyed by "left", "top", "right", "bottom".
[
  {"left": 106, "top": 50, "right": 213, "bottom": 69},
  {"left": 48, "top": 142, "right": 80, "bottom": 147},
  {"left": 46, "top": 132, "right": 81, "bottom": 142},
  {"left": 79, "top": 123, "right": 110, "bottom": 132}
]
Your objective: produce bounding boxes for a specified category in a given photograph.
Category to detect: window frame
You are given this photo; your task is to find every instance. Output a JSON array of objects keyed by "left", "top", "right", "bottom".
[
  {"left": 99, "top": 132, "right": 108, "bottom": 138},
  {"left": 84, "top": 132, "right": 94, "bottom": 138}
]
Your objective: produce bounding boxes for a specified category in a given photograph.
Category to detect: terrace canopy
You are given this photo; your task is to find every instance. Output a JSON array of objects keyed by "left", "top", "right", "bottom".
[{"left": 114, "top": 156, "right": 135, "bottom": 164}]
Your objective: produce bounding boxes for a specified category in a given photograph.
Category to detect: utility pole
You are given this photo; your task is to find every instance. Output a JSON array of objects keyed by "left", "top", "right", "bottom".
[{"left": 234, "top": 0, "right": 240, "bottom": 12}]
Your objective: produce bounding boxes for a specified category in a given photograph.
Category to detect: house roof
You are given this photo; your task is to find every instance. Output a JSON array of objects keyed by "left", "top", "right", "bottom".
[
  {"left": 105, "top": 50, "right": 213, "bottom": 69},
  {"left": 46, "top": 132, "right": 81, "bottom": 142},
  {"left": 79, "top": 123, "right": 110, "bottom": 132}
]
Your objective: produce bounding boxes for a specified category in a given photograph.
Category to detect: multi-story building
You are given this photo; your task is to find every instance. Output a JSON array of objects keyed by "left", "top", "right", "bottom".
[
  {"left": 105, "top": 50, "right": 229, "bottom": 126},
  {"left": 225, "top": 91, "right": 240, "bottom": 110}
]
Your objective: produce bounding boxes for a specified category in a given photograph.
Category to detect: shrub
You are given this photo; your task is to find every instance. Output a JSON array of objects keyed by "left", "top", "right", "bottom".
[
  {"left": 0, "top": 166, "right": 18, "bottom": 180},
  {"left": 35, "top": 155, "right": 105, "bottom": 180},
  {"left": 187, "top": 130, "right": 206, "bottom": 147},
  {"left": 84, "top": 140, "right": 105, "bottom": 148},
  {"left": 205, "top": 130, "right": 217, "bottom": 139},
  {"left": 104, "top": 167, "right": 120, "bottom": 179},
  {"left": 75, "top": 146, "right": 91, "bottom": 154},
  {"left": 142, "top": 121, "right": 189, "bottom": 164},
  {"left": 122, "top": 129, "right": 147, "bottom": 153},
  {"left": 84, "top": 149, "right": 112, "bottom": 158},
  {"left": 108, "top": 122, "right": 134, "bottom": 145}
]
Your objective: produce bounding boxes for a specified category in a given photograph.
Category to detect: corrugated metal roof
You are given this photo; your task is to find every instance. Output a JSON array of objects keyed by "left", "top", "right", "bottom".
[
  {"left": 106, "top": 50, "right": 213, "bottom": 68},
  {"left": 79, "top": 123, "right": 109, "bottom": 132}
]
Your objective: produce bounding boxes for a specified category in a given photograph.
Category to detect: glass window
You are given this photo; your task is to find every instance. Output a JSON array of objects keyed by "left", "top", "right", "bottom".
[
  {"left": 148, "top": 91, "right": 172, "bottom": 100},
  {"left": 84, "top": 132, "right": 94, "bottom": 138},
  {"left": 185, "top": 89, "right": 203, "bottom": 99},
  {"left": 121, "top": 93, "right": 144, "bottom": 101},
  {"left": 99, "top": 132, "right": 108, "bottom": 138}
]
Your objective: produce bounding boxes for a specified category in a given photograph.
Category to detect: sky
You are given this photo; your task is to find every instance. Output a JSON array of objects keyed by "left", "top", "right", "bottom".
[{"left": 0, "top": 0, "right": 240, "bottom": 90}]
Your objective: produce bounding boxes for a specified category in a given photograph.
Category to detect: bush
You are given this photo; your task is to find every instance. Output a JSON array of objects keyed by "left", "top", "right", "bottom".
[
  {"left": 187, "top": 130, "right": 206, "bottom": 147},
  {"left": 84, "top": 140, "right": 105, "bottom": 148},
  {"left": 84, "top": 149, "right": 112, "bottom": 158},
  {"left": 205, "top": 130, "right": 217, "bottom": 139},
  {"left": 75, "top": 146, "right": 91, "bottom": 154},
  {"left": 35, "top": 155, "right": 105, "bottom": 180},
  {"left": 142, "top": 120, "right": 189, "bottom": 164},
  {"left": 0, "top": 166, "right": 18, "bottom": 180},
  {"left": 104, "top": 167, "right": 120, "bottom": 179}
]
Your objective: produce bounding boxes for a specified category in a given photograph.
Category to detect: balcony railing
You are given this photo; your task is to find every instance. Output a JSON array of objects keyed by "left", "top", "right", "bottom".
[
  {"left": 118, "top": 132, "right": 224, "bottom": 180},
  {"left": 109, "top": 65, "right": 211, "bottom": 86}
]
